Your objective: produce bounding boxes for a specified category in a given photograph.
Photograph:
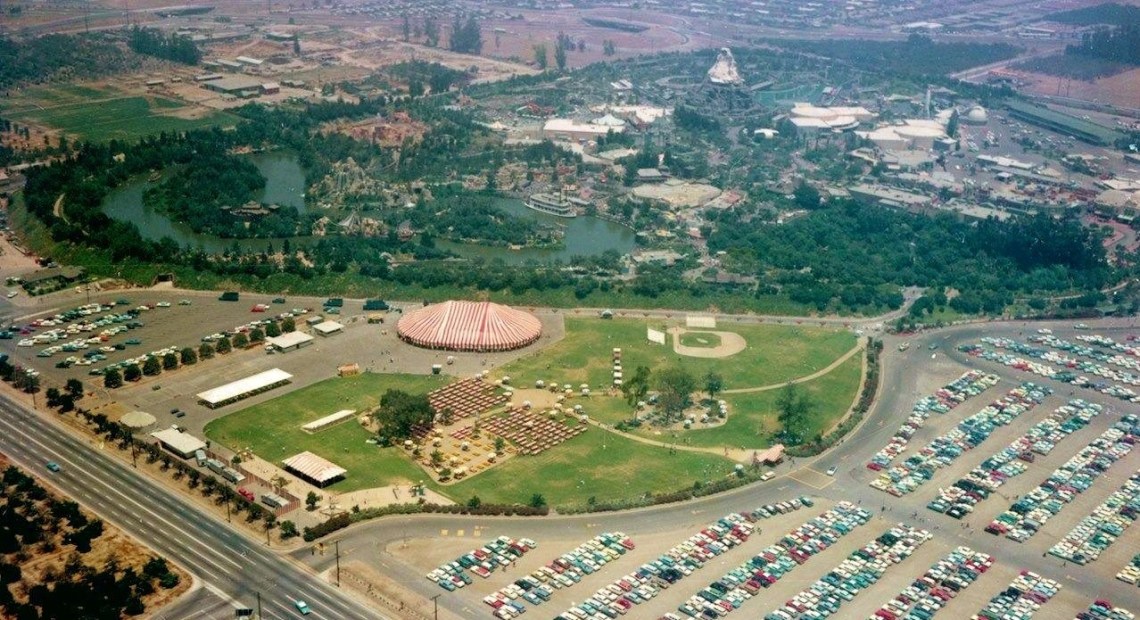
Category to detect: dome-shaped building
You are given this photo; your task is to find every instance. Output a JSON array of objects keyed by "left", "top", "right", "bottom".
[
  {"left": 397, "top": 300, "right": 542, "bottom": 352},
  {"left": 963, "top": 105, "right": 988, "bottom": 125}
]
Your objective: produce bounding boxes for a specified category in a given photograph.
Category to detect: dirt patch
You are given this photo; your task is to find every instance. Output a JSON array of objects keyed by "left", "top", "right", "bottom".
[
  {"left": 668, "top": 327, "right": 746, "bottom": 358},
  {"left": 1010, "top": 65, "right": 1140, "bottom": 108}
]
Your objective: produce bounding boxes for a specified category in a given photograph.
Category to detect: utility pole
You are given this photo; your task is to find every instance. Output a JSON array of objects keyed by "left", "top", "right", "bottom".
[
  {"left": 256, "top": 592, "right": 261, "bottom": 620},
  {"left": 334, "top": 540, "right": 341, "bottom": 587},
  {"left": 430, "top": 593, "right": 441, "bottom": 620}
]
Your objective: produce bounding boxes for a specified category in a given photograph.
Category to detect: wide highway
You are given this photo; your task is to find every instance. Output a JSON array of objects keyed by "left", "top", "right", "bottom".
[{"left": 0, "top": 391, "right": 387, "bottom": 620}]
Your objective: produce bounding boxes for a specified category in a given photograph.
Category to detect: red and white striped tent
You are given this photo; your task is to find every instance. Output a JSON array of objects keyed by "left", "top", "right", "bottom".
[{"left": 397, "top": 300, "right": 542, "bottom": 352}]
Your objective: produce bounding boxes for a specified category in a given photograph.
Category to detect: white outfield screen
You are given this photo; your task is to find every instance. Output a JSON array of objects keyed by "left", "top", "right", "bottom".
[
  {"left": 647, "top": 327, "right": 667, "bottom": 345},
  {"left": 686, "top": 315, "right": 717, "bottom": 329}
]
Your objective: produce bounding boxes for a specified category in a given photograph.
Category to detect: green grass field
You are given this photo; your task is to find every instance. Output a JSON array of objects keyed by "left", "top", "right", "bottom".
[
  {"left": 5, "top": 89, "right": 238, "bottom": 143},
  {"left": 446, "top": 425, "right": 735, "bottom": 507},
  {"left": 500, "top": 318, "right": 855, "bottom": 392},
  {"left": 639, "top": 351, "right": 864, "bottom": 449},
  {"left": 203, "top": 373, "right": 446, "bottom": 492}
]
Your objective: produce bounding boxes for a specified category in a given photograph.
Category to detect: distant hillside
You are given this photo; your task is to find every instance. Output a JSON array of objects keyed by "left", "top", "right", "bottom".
[
  {"left": 1044, "top": 3, "right": 1140, "bottom": 26},
  {"left": 771, "top": 35, "right": 1021, "bottom": 77}
]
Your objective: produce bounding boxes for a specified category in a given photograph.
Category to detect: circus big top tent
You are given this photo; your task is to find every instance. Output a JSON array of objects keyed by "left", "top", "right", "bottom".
[{"left": 397, "top": 300, "right": 542, "bottom": 352}]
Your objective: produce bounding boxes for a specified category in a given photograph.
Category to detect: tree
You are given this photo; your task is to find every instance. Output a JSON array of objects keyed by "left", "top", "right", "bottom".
[
  {"left": 775, "top": 384, "right": 813, "bottom": 445},
  {"left": 265, "top": 321, "right": 281, "bottom": 338},
  {"left": 123, "top": 364, "right": 142, "bottom": 382},
  {"left": 430, "top": 449, "right": 444, "bottom": 467},
  {"left": 180, "top": 347, "right": 198, "bottom": 365},
  {"left": 249, "top": 327, "right": 265, "bottom": 343},
  {"left": 45, "top": 387, "right": 62, "bottom": 408},
  {"left": 142, "top": 356, "right": 162, "bottom": 376},
  {"left": 162, "top": 352, "right": 179, "bottom": 370},
  {"left": 198, "top": 342, "right": 215, "bottom": 359},
  {"left": 437, "top": 407, "right": 454, "bottom": 426},
  {"left": 282, "top": 317, "right": 296, "bottom": 332},
  {"left": 704, "top": 372, "right": 724, "bottom": 399},
  {"left": 279, "top": 520, "right": 299, "bottom": 539},
  {"left": 494, "top": 436, "right": 506, "bottom": 453},
  {"left": 305, "top": 491, "right": 320, "bottom": 511},
  {"left": 104, "top": 368, "right": 123, "bottom": 389},
  {"left": 448, "top": 16, "right": 483, "bottom": 54},
  {"left": 466, "top": 495, "right": 482, "bottom": 509},
  {"left": 215, "top": 337, "right": 232, "bottom": 354},
  {"left": 65, "top": 378, "right": 84, "bottom": 398},
  {"left": 402, "top": 14, "right": 411, "bottom": 41},
  {"left": 373, "top": 389, "right": 434, "bottom": 440},
  {"left": 793, "top": 181, "right": 822, "bottom": 210},
  {"left": 622, "top": 365, "right": 651, "bottom": 407},
  {"left": 528, "top": 493, "right": 547, "bottom": 508},
  {"left": 292, "top": 34, "right": 301, "bottom": 56},
  {"left": 554, "top": 41, "right": 567, "bottom": 71},
  {"left": 423, "top": 17, "right": 440, "bottom": 47},
  {"left": 233, "top": 332, "right": 249, "bottom": 348},
  {"left": 946, "top": 109, "right": 960, "bottom": 138},
  {"left": 533, "top": 44, "right": 548, "bottom": 70},
  {"left": 655, "top": 366, "right": 696, "bottom": 419},
  {"left": 603, "top": 40, "right": 616, "bottom": 56}
]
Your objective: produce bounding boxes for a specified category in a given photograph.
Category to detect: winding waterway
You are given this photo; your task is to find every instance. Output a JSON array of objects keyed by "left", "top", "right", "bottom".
[{"left": 101, "top": 153, "right": 635, "bottom": 263}]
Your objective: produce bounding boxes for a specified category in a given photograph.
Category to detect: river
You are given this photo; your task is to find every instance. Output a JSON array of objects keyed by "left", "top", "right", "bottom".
[{"left": 101, "top": 153, "right": 635, "bottom": 263}]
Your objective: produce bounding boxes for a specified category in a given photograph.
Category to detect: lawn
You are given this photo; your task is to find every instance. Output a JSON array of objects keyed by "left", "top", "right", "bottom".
[
  {"left": 6, "top": 95, "right": 238, "bottom": 142},
  {"left": 500, "top": 318, "right": 856, "bottom": 392},
  {"left": 203, "top": 372, "right": 446, "bottom": 492},
  {"left": 632, "top": 350, "right": 864, "bottom": 450},
  {"left": 446, "top": 425, "right": 735, "bottom": 507}
]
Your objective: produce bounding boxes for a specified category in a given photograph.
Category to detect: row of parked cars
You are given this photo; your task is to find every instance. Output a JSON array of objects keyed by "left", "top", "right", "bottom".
[
  {"left": 558, "top": 519, "right": 756, "bottom": 620},
  {"left": 1076, "top": 599, "right": 1136, "bottom": 620},
  {"left": 986, "top": 427, "right": 1134, "bottom": 542},
  {"left": 764, "top": 524, "right": 932, "bottom": 620},
  {"left": 1048, "top": 471, "right": 1140, "bottom": 565},
  {"left": 483, "top": 532, "right": 633, "bottom": 618},
  {"left": 666, "top": 500, "right": 867, "bottom": 620},
  {"left": 1116, "top": 553, "right": 1140, "bottom": 587},
  {"left": 866, "top": 371, "right": 999, "bottom": 472},
  {"left": 928, "top": 400, "right": 1101, "bottom": 520},
  {"left": 870, "top": 383, "right": 1051, "bottom": 497},
  {"left": 427, "top": 536, "right": 536, "bottom": 593},
  {"left": 867, "top": 546, "right": 993, "bottom": 620},
  {"left": 969, "top": 337, "right": 1140, "bottom": 404},
  {"left": 973, "top": 570, "right": 1060, "bottom": 620}
]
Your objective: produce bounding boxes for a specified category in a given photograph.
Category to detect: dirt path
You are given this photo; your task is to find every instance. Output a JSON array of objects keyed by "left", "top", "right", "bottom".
[{"left": 588, "top": 340, "right": 867, "bottom": 462}]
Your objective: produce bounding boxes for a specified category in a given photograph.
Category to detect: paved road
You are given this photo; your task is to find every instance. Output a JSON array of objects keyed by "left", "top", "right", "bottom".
[{"left": 0, "top": 392, "right": 386, "bottom": 620}]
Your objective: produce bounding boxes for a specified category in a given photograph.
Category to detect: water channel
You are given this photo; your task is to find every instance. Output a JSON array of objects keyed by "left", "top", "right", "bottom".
[{"left": 101, "top": 153, "right": 635, "bottom": 263}]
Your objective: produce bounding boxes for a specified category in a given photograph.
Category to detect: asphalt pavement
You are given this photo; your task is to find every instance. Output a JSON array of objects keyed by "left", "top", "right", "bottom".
[{"left": 0, "top": 391, "right": 387, "bottom": 620}]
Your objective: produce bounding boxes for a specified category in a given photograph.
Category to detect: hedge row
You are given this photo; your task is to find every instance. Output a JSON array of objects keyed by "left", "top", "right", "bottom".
[{"left": 301, "top": 502, "right": 549, "bottom": 542}]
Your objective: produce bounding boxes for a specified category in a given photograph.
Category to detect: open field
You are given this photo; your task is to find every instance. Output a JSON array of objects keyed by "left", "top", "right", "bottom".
[
  {"left": 444, "top": 422, "right": 735, "bottom": 507},
  {"left": 203, "top": 373, "right": 446, "bottom": 492},
  {"left": 498, "top": 317, "right": 856, "bottom": 392},
  {"left": 634, "top": 350, "right": 864, "bottom": 449},
  {"left": 4, "top": 90, "right": 239, "bottom": 143}
]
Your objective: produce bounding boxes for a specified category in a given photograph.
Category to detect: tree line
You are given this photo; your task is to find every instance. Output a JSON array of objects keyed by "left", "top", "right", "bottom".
[
  {"left": 128, "top": 26, "right": 201, "bottom": 65},
  {"left": 0, "top": 33, "right": 138, "bottom": 89},
  {"left": 1066, "top": 24, "right": 1140, "bottom": 65}
]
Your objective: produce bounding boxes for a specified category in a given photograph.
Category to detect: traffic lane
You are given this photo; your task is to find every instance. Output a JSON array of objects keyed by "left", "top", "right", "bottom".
[{"left": 0, "top": 396, "right": 383, "bottom": 620}]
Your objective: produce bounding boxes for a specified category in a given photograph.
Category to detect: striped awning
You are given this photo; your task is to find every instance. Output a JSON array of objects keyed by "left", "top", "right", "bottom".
[{"left": 397, "top": 301, "right": 542, "bottom": 352}]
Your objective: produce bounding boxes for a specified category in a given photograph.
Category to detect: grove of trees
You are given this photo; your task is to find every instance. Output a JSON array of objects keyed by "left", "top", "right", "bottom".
[{"left": 128, "top": 26, "right": 201, "bottom": 65}]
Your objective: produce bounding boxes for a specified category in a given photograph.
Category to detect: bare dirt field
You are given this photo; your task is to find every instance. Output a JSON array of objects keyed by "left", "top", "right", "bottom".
[{"left": 1013, "top": 66, "right": 1140, "bottom": 108}]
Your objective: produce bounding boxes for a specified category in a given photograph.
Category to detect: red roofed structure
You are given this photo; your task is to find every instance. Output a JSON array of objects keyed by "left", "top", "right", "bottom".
[{"left": 397, "top": 300, "right": 542, "bottom": 352}]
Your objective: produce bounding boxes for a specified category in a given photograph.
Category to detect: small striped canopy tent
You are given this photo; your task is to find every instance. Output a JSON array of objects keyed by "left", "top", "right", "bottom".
[{"left": 397, "top": 300, "right": 542, "bottom": 352}]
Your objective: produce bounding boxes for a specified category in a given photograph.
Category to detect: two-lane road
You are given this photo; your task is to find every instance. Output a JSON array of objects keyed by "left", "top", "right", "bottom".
[{"left": 0, "top": 393, "right": 386, "bottom": 620}]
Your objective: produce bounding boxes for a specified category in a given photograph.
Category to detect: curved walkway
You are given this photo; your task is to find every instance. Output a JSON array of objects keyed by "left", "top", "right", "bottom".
[{"left": 587, "top": 339, "right": 868, "bottom": 462}]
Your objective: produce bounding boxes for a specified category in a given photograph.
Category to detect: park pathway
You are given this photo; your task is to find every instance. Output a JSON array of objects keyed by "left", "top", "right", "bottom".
[{"left": 586, "top": 339, "right": 868, "bottom": 463}]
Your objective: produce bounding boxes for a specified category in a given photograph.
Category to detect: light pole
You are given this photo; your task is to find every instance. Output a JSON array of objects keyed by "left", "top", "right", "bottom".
[
  {"left": 430, "top": 593, "right": 441, "bottom": 620},
  {"left": 334, "top": 539, "right": 341, "bottom": 587}
]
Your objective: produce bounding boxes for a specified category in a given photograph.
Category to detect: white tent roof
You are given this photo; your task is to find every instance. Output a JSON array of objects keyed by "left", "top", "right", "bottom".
[
  {"left": 267, "top": 331, "right": 314, "bottom": 348},
  {"left": 150, "top": 428, "right": 207, "bottom": 455},
  {"left": 283, "top": 451, "right": 347, "bottom": 483},
  {"left": 313, "top": 320, "right": 344, "bottom": 335},
  {"left": 197, "top": 368, "right": 293, "bottom": 405}
]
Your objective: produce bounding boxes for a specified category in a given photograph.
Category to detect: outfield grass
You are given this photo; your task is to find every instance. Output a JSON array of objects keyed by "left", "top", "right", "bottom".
[
  {"left": 203, "top": 373, "right": 446, "bottom": 492},
  {"left": 633, "top": 350, "right": 864, "bottom": 449},
  {"left": 7, "top": 95, "right": 238, "bottom": 143},
  {"left": 500, "top": 318, "right": 855, "bottom": 392},
  {"left": 446, "top": 425, "right": 735, "bottom": 507}
]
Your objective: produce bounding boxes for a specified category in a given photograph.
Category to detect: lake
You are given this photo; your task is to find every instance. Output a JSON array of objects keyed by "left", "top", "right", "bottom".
[{"left": 102, "top": 153, "right": 635, "bottom": 262}]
